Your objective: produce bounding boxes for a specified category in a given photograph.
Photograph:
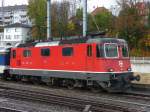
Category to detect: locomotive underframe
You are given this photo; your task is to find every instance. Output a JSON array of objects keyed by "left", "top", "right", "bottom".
[{"left": 9, "top": 68, "right": 136, "bottom": 92}]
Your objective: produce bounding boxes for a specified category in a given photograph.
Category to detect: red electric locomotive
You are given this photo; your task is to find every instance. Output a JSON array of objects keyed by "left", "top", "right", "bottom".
[{"left": 9, "top": 36, "right": 139, "bottom": 92}]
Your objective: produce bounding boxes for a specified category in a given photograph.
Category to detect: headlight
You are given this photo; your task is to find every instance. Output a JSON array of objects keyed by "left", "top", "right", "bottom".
[
  {"left": 127, "top": 68, "right": 132, "bottom": 71},
  {"left": 108, "top": 68, "right": 114, "bottom": 72}
]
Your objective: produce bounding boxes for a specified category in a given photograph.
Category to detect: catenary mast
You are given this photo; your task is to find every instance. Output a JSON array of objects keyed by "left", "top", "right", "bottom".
[
  {"left": 83, "top": 0, "right": 87, "bottom": 37},
  {"left": 1, "top": 0, "right": 4, "bottom": 26},
  {"left": 47, "top": 0, "right": 51, "bottom": 40}
]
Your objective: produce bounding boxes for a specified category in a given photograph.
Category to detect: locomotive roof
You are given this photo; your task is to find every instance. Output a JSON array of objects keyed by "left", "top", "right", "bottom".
[
  {"left": 87, "top": 38, "right": 127, "bottom": 44},
  {"left": 35, "top": 41, "right": 60, "bottom": 47},
  {"left": 16, "top": 37, "right": 127, "bottom": 48}
]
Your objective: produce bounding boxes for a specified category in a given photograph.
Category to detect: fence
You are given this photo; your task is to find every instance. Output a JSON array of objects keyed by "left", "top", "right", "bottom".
[{"left": 130, "top": 57, "right": 150, "bottom": 64}]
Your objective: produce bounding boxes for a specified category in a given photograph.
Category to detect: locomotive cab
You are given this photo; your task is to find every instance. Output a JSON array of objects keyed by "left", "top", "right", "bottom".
[
  {"left": 86, "top": 38, "right": 139, "bottom": 92},
  {"left": 96, "top": 42, "right": 130, "bottom": 72}
]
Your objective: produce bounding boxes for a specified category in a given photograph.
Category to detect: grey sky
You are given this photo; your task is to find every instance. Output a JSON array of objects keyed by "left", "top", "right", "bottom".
[
  {"left": 3, "top": 0, "right": 117, "bottom": 9},
  {"left": 87, "top": 0, "right": 117, "bottom": 12}
]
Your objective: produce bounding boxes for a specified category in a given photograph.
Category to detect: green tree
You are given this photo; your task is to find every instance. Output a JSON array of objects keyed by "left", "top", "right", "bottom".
[
  {"left": 72, "top": 8, "right": 83, "bottom": 35},
  {"left": 28, "top": 0, "right": 47, "bottom": 40},
  {"left": 28, "top": 0, "right": 73, "bottom": 38},
  {"left": 66, "top": 8, "right": 84, "bottom": 36},
  {"left": 88, "top": 11, "right": 113, "bottom": 33}
]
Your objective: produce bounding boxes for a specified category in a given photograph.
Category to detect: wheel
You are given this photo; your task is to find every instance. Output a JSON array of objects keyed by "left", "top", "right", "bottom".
[
  {"left": 67, "top": 80, "right": 75, "bottom": 90},
  {"left": 32, "top": 76, "right": 41, "bottom": 85},
  {"left": 90, "top": 85, "right": 103, "bottom": 93}
]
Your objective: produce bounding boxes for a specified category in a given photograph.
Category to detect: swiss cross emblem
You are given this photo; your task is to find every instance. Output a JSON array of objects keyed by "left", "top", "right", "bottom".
[{"left": 119, "top": 61, "right": 123, "bottom": 67}]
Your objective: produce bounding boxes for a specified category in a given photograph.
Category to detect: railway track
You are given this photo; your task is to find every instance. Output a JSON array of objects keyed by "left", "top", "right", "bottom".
[
  {"left": 0, "top": 81, "right": 148, "bottom": 112},
  {"left": 0, "top": 87, "right": 140, "bottom": 112},
  {"left": 124, "top": 91, "right": 150, "bottom": 101},
  {"left": 0, "top": 106, "right": 26, "bottom": 112}
]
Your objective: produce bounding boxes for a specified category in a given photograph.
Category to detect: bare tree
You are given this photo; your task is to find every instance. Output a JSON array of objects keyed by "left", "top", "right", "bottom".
[{"left": 116, "top": 0, "right": 145, "bottom": 52}]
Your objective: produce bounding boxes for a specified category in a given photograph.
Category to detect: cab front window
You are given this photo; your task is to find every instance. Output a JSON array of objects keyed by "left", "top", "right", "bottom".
[{"left": 105, "top": 44, "right": 118, "bottom": 58}]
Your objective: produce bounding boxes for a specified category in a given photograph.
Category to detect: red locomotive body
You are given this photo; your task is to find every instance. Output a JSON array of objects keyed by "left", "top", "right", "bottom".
[{"left": 9, "top": 37, "right": 139, "bottom": 92}]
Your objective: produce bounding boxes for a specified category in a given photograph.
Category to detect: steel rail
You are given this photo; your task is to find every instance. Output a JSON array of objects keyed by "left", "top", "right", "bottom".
[{"left": 0, "top": 106, "right": 26, "bottom": 112}]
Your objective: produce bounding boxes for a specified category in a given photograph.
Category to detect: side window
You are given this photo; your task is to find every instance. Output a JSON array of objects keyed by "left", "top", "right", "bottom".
[
  {"left": 96, "top": 45, "right": 100, "bottom": 57},
  {"left": 96, "top": 45, "right": 104, "bottom": 58},
  {"left": 122, "top": 46, "right": 129, "bottom": 57},
  {"left": 87, "top": 45, "right": 92, "bottom": 57},
  {"left": 12, "top": 50, "right": 16, "bottom": 58},
  {"left": 62, "top": 47, "right": 73, "bottom": 56},
  {"left": 23, "top": 50, "right": 31, "bottom": 57},
  {"left": 41, "top": 48, "right": 50, "bottom": 56}
]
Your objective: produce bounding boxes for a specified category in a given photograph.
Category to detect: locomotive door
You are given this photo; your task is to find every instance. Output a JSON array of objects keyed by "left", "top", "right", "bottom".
[
  {"left": 16, "top": 49, "right": 21, "bottom": 66},
  {"left": 86, "top": 44, "right": 93, "bottom": 71}
]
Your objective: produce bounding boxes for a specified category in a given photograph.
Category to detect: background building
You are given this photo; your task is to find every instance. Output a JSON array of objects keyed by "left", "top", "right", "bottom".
[
  {"left": 136, "top": 2, "right": 149, "bottom": 25},
  {"left": 0, "top": 33, "right": 4, "bottom": 46},
  {"left": 2, "top": 23, "right": 31, "bottom": 46},
  {"left": 0, "top": 5, "right": 32, "bottom": 26},
  {"left": 91, "top": 7, "right": 109, "bottom": 16}
]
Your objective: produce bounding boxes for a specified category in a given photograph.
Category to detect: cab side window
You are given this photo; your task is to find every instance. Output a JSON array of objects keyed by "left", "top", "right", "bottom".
[
  {"left": 122, "top": 46, "right": 129, "bottom": 57},
  {"left": 96, "top": 45, "right": 104, "bottom": 58},
  {"left": 87, "top": 45, "right": 92, "bottom": 57}
]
